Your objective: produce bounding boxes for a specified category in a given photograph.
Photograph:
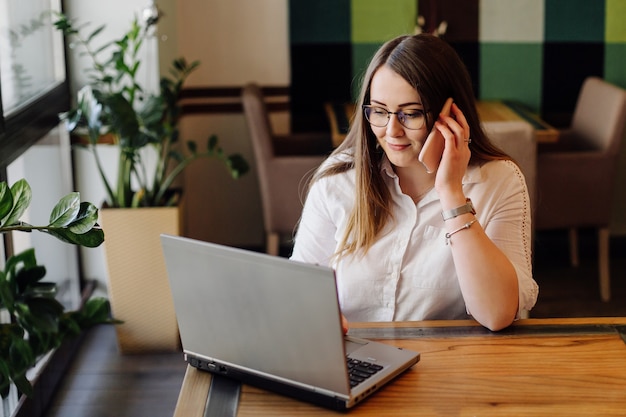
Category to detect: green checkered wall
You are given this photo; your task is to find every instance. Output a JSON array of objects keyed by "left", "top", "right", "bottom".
[{"left": 289, "top": 0, "right": 626, "bottom": 131}]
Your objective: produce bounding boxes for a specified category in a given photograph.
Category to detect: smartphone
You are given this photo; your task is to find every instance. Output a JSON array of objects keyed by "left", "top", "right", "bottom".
[{"left": 418, "top": 97, "right": 454, "bottom": 173}]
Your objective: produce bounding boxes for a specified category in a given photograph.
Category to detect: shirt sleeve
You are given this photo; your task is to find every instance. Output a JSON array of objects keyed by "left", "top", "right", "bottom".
[
  {"left": 480, "top": 161, "right": 539, "bottom": 317},
  {"left": 290, "top": 177, "right": 339, "bottom": 267}
]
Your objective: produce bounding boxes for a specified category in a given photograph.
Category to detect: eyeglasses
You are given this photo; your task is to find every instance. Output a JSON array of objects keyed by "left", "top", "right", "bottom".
[{"left": 362, "top": 105, "right": 427, "bottom": 130}]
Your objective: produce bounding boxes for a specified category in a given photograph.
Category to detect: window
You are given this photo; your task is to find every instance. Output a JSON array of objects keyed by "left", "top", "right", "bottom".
[
  {"left": 0, "top": 0, "right": 69, "bottom": 170},
  {"left": 0, "top": 2, "right": 71, "bottom": 415}
]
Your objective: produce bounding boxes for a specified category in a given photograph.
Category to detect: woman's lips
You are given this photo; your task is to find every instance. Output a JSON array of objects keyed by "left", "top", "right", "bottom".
[{"left": 386, "top": 142, "right": 410, "bottom": 151}]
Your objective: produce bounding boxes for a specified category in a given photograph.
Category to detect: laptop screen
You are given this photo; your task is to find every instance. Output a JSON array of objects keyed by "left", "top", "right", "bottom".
[{"left": 161, "top": 234, "right": 351, "bottom": 395}]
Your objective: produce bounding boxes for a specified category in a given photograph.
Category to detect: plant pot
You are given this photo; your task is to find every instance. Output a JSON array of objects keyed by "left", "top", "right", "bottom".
[{"left": 100, "top": 206, "right": 181, "bottom": 354}]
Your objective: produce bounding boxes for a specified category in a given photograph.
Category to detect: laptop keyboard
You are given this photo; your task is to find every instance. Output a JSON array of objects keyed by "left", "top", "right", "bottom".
[{"left": 346, "top": 358, "right": 383, "bottom": 388}]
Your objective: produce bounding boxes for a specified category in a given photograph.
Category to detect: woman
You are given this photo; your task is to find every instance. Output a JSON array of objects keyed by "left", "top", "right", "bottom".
[{"left": 291, "top": 34, "right": 538, "bottom": 331}]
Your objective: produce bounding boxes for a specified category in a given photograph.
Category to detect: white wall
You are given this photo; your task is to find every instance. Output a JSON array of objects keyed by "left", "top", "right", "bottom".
[
  {"left": 64, "top": 0, "right": 161, "bottom": 96},
  {"left": 167, "top": 0, "right": 291, "bottom": 247}
]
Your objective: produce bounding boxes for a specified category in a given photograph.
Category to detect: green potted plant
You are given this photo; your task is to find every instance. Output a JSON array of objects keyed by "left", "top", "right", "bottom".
[
  {"left": 53, "top": 12, "right": 249, "bottom": 353},
  {"left": 54, "top": 13, "right": 248, "bottom": 208},
  {"left": 0, "top": 178, "right": 116, "bottom": 400}
]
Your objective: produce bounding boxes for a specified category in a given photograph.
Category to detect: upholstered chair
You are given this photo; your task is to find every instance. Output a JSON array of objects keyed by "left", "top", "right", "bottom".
[
  {"left": 242, "top": 83, "right": 331, "bottom": 255},
  {"left": 535, "top": 77, "right": 626, "bottom": 301}
]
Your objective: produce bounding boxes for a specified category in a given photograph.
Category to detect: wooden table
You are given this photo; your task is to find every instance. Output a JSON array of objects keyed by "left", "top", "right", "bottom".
[
  {"left": 174, "top": 317, "right": 626, "bottom": 416},
  {"left": 325, "top": 101, "right": 559, "bottom": 146},
  {"left": 476, "top": 100, "right": 559, "bottom": 143}
]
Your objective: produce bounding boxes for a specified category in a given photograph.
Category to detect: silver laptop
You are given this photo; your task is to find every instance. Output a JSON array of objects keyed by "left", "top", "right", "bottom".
[{"left": 160, "top": 234, "right": 420, "bottom": 411}]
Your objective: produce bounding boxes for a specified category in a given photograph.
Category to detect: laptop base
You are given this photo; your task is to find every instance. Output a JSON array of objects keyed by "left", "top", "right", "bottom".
[{"left": 188, "top": 355, "right": 349, "bottom": 411}]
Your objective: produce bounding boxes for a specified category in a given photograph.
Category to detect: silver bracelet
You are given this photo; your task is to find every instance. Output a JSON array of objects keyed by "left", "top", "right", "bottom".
[{"left": 445, "top": 219, "right": 477, "bottom": 245}]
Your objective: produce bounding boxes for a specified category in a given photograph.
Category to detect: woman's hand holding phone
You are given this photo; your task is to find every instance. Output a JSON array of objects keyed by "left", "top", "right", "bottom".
[
  {"left": 418, "top": 97, "right": 454, "bottom": 173},
  {"left": 433, "top": 101, "right": 472, "bottom": 199}
]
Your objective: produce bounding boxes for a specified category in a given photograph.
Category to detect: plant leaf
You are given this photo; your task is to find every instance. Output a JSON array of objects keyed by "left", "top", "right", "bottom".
[
  {"left": 5, "top": 249, "right": 37, "bottom": 283},
  {"left": 23, "top": 282, "right": 57, "bottom": 299},
  {"left": 0, "top": 357, "right": 11, "bottom": 388},
  {"left": 49, "top": 192, "right": 81, "bottom": 227},
  {"left": 207, "top": 134, "right": 218, "bottom": 151},
  {"left": 0, "top": 273, "right": 15, "bottom": 313},
  {"left": 16, "top": 298, "right": 63, "bottom": 334},
  {"left": 139, "top": 95, "right": 164, "bottom": 127},
  {"left": 81, "top": 298, "right": 119, "bottom": 325},
  {"left": 86, "top": 25, "right": 106, "bottom": 42},
  {"left": 226, "top": 154, "right": 251, "bottom": 179},
  {"left": 67, "top": 202, "right": 99, "bottom": 234},
  {"left": 45, "top": 227, "right": 104, "bottom": 248},
  {"left": 0, "top": 182, "right": 13, "bottom": 224},
  {"left": 3, "top": 179, "right": 32, "bottom": 226},
  {"left": 168, "top": 150, "right": 184, "bottom": 163},
  {"left": 15, "top": 265, "right": 47, "bottom": 294},
  {"left": 97, "top": 92, "right": 140, "bottom": 142},
  {"left": 12, "top": 372, "right": 33, "bottom": 399}
]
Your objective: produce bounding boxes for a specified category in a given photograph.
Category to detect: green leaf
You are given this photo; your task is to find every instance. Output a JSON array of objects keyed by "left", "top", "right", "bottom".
[
  {"left": 3, "top": 179, "right": 32, "bottom": 226},
  {"left": 23, "top": 282, "right": 57, "bottom": 299},
  {"left": 45, "top": 227, "right": 104, "bottom": 248},
  {"left": 97, "top": 92, "right": 140, "bottom": 141},
  {"left": 27, "top": 297, "right": 65, "bottom": 318},
  {"left": 5, "top": 249, "right": 37, "bottom": 282},
  {"left": 60, "top": 107, "right": 85, "bottom": 133},
  {"left": 0, "top": 382, "right": 10, "bottom": 401},
  {"left": 26, "top": 331, "right": 56, "bottom": 360},
  {"left": 168, "top": 150, "right": 184, "bottom": 163},
  {"left": 52, "top": 15, "right": 74, "bottom": 34},
  {"left": 0, "top": 274, "right": 14, "bottom": 313},
  {"left": 207, "top": 134, "right": 218, "bottom": 151},
  {"left": 127, "top": 131, "right": 151, "bottom": 150},
  {"left": 0, "top": 358, "right": 11, "bottom": 386},
  {"left": 60, "top": 315, "right": 82, "bottom": 338},
  {"left": 16, "top": 298, "right": 64, "bottom": 334},
  {"left": 86, "top": 25, "right": 106, "bottom": 42},
  {"left": 68, "top": 202, "right": 99, "bottom": 234},
  {"left": 81, "top": 297, "right": 119, "bottom": 324},
  {"left": 12, "top": 372, "right": 33, "bottom": 399},
  {"left": 49, "top": 192, "right": 81, "bottom": 227},
  {"left": 0, "top": 182, "right": 13, "bottom": 223},
  {"left": 226, "top": 154, "right": 250, "bottom": 179},
  {"left": 139, "top": 95, "right": 165, "bottom": 126},
  {"left": 15, "top": 265, "right": 47, "bottom": 294}
]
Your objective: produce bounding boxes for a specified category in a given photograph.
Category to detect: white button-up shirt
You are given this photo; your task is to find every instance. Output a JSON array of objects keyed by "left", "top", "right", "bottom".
[{"left": 291, "top": 155, "right": 538, "bottom": 322}]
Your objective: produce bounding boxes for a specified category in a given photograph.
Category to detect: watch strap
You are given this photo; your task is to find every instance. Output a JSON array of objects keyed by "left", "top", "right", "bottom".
[{"left": 442, "top": 198, "right": 475, "bottom": 221}]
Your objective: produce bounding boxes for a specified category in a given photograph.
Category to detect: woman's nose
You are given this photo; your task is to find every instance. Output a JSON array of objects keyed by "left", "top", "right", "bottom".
[{"left": 386, "top": 114, "right": 404, "bottom": 136}]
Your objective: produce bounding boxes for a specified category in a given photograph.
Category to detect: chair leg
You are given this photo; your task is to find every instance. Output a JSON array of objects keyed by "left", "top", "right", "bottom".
[
  {"left": 266, "top": 232, "right": 280, "bottom": 256},
  {"left": 598, "top": 227, "right": 611, "bottom": 302},
  {"left": 568, "top": 228, "right": 579, "bottom": 267}
]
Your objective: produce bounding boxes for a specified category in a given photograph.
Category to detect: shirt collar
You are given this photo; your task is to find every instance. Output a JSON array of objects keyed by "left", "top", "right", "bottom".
[{"left": 380, "top": 154, "right": 485, "bottom": 185}]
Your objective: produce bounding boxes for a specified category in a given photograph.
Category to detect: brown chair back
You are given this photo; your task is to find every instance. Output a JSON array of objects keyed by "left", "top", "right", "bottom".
[
  {"left": 569, "top": 76, "right": 626, "bottom": 154},
  {"left": 242, "top": 84, "right": 327, "bottom": 254}
]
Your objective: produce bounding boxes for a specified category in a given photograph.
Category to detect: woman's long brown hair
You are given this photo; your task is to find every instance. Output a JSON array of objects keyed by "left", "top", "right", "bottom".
[{"left": 309, "top": 34, "right": 509, "bottom": 259}]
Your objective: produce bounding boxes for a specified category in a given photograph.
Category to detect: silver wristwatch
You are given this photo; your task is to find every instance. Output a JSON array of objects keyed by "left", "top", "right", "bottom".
[{"left": 441, "top": 198, "right": 476, "bottom": 221}]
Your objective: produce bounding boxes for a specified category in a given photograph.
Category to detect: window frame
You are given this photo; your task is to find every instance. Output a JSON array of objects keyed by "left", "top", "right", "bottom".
[
  {"left": 0, "top": 80, "right": 70, "bottom": 171},
  {"left": 0, "top": 0, "right": 70, "bottom": 172}
]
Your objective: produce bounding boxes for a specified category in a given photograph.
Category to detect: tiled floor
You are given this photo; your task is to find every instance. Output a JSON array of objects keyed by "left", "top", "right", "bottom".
[{"left": 42, "top": 229, "right": 626, "bottom": 417}]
